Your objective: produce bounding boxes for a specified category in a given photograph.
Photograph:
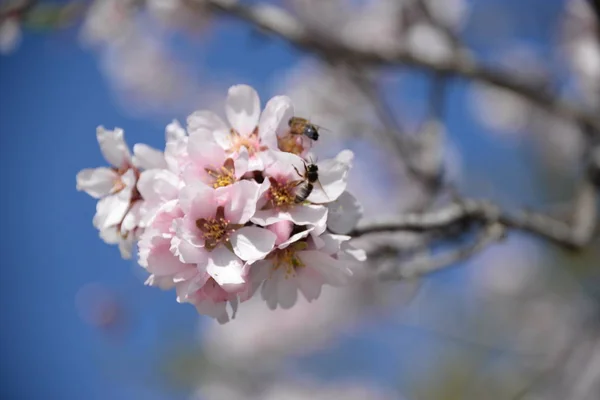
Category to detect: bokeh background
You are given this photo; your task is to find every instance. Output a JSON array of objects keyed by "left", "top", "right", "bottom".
[{"left": 2, "top": 0, "right": 600, "bottom": 399}]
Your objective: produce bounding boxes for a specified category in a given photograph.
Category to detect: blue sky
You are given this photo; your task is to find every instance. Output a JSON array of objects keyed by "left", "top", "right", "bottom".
[{"left": 0, "top": 1, "right": 568, "bottom": 399}]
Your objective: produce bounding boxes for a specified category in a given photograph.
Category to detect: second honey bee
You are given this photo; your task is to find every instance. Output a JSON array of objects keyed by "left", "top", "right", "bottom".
[
  {"left": 288, "top": 117, "right": 321, "bottom": 141},
  {"left": 293, "top": 161, "right": 323, "bottom": 203}
]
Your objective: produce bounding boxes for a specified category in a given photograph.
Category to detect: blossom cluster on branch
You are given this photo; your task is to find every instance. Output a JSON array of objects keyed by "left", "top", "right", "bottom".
[{"left": 76, "top": 84, "right": 365, "bottom": 323}]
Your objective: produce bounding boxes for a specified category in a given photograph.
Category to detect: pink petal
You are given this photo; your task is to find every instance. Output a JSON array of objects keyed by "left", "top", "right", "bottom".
[
  {"left": 96, "top": 126, "right": 131, "bottom": 167},
  {"left": 222, "top": 180, "right": 260, "bottom": 224},
  {"left": 225, "top": 84, "right": 261, "bottom": 136},
  {"left": 267, "top": 220, "right": 293, "bottom": 246},
  {"left": 188, "top": 134, "right": 227, "bottom": 168},
  {"left": 76, "top": 167, "right": 117, "bottom": 198},
  {"left": 171, "top": 235, "right": 208, "bottom": 264},
  {"left": 264, "top": 151, "right": 306, "bottom": 181},
  {"left": 276, "top": 275, "right": 298, "bottom": 309},
  {"left": 179, "top": 182, "right": 215, "bottom": 217},
  {"left": 230, "top": 226, "right": 276, "bottom": 262}
]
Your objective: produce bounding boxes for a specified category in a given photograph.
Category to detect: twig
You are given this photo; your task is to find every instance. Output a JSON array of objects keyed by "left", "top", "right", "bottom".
[
  {"left": 202, "top": 0, "right": 600, "bottom": 133},
  {"left": 379, "top": 223, "right": 506, "bottom": 280}
]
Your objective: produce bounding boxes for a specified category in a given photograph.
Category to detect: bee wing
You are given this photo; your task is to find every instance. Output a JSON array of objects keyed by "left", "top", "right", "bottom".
[{"left": 314, "top": 179, "right": 330, "bottom": 200}]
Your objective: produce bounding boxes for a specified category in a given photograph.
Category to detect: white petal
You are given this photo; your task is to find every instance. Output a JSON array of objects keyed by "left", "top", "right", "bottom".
[
  {"left": 278, "top": 227, "right": 313, "bottom": 249},
  {"left": 261, "top": 272, "right": 279, "bottom": 310},
  {"left": 187, "top": 110, "right": 228, "bottom": 136},
  {"left": 250, "top": 208, "right": 281, "bottom": 226},
  {"left": 118, "top": 235, "right": 135, "bottom": 259},
  {"left": 233, "top": 147, "right": 249, "bottom": 179},
  {"left": 93, "top": 195, "right": 130, "bottom": 229},
  {"left": 276, "top": 276, "right": 298, "bottom": 309},
  {"left": 223, "top": 180, "right": 260, "bottom": 224},
  {"left": 315, "top": 233, "right": 351, "bottom": 255},
  {"left": 326, "top": 191, "right": 363, "bottom": 234},
  {"left": 230, "top": 227, "right": 276, "bottom": 262},
  {"left": 225, "top": 84, "right": 261, "bottom": 136},
  {"left": 206, "top": 247, "right": 245, "bottom": 289},
  {"left": 288, "top": 205, "right": 328, "bottom": 230},
  {"left": 298, "top": 250, "right": 353, "bottom": 287},
  {"left": 76, "top": 168, "right": 117, "bottom": 198},
  {"left": 297, "top": 268, "right": 323, "bottom": 302},
  {"left": 120, "top": 201, "right": 142, "bottom": 232},
  {"left": 165, "top": 119, "right": 186, "bottom": 142},
  {"left": 246, "top": 155, "right": 264, "bottom": 172},
  {"left": 258, "top": 95, "right": 294, "bottom": 149},
  {"left": 99, "top": 226, "right": 119, "bottom": 244},
  {"left": 96, "top": 126, "right": 131, "bottom": 167},
  {"left": 132, "top": 144, "right": 166, "bottom": 170}
]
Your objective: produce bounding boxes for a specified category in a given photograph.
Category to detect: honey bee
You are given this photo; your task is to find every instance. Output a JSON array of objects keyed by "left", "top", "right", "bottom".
[
  {"left": 288, "top": 117, "right": 323, "bottom": 141},
  {"left": 293, "top": 161, "right": 325, "bottom": 203}
]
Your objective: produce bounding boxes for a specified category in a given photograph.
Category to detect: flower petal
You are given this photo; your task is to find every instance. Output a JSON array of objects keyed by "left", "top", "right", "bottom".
[
  {"left": 206, "top": 247, "right": 245, "bottom": 290},
  {"left": 230, "top": 226, "right": 276, "bottom": 262},
  {"left": 171, "top": 235, "right": 208, "bottom": 264},
  {"left": 258, "top": 95, "right": 294, "bottom": 149},
  {"left": 132, "top": 143, "right": 166, "bottom": 170},
  {"left": 96, "top": 126, "right": 131, "bottom": 167},
  {"left": 287, "top": 204, "right": 328, "bottom": 234},
  {"left": 179, "top": 182, "right": 215, "bottom": 217},
  {"left": 187, "top": 110, "right": 229, "bottom": 137},
  {"left": 298, "top": 250, "right": 353, "bottom": 287},
  {"left": 188, "top": 133, "right": 227, "bottom": 168},
  {"left": 307, "top": 150, "right": 354, "bottom": 203},
  {"left": 165, "top": 119, "right": 186, "bottom": 142},
  {"left": 223, "top": 180, "right": 260, "bottom": 224},
  {"left": 326, "top": 191, "right": 363, "bottom": 234},
  {"left": 225, "top": 84, "right": 261, "bottom": 136},
  {"left": 93, "top": 194, "right": 130, "bottom": 229},
  {"left": 296, "top": 267, "right": 324, "bottom": 302},
  {"left": 276, "top": 275, "right": 298, "bottom": 309},
  {"left": 76, "top": 167, "right": 117, "bottom": 198}
]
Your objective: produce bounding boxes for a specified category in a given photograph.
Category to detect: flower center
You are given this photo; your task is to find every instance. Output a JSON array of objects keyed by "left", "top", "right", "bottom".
[
  {"left": 278, "top": 134, "right": 305, "bottom": 155},
  {"left": 205, "top": 158, "right": 236, "bottom": 189},
  {"left": 229, "top": 128, "right": 268, "bottom": 156},
  {"left": 195, "top": 206, "right": 237, "bottom": 250},
  {"left": 266, "top": 177, "right": 297, "bottom": 208},
  {"left": 269, "top": 242, "right": 307, "bottom": 278}
]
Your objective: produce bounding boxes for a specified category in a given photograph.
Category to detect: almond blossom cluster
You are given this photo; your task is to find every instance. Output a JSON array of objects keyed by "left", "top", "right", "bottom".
[{"left": 76, "top": 84, "right": 365, "bottom": 323}]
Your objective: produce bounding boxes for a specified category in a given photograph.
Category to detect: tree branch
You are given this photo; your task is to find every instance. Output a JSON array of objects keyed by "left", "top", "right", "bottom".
[
  {"left": 203, "top": 0, "right": 600, "bottom": 133},
  {"left": 353, "top": 198, "right": 597, "bottom": 250},
  {"left": 378, "top": 223, "right": 506, "bottom": 280}
]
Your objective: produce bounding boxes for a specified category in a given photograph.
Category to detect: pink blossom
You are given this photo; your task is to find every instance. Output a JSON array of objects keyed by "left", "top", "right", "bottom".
[
  {"left": 247, "top": 229, "right": 354, "bottom": 310},
  {"left": 173, "top": 180, "right": 277, "bottom": 289},
  {"left": 250, "top": 151, "right": 330, "bottom": 232},
  {"left": 139, "top": 200, "right": 238, "bottom": 323},
  {"left": 186, "top": 85, "right": 291, "bottom": 170}
]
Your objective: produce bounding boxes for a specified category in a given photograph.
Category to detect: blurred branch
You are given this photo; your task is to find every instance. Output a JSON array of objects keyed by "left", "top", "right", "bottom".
[
  {"left": 353, "top": 198, "right": 598, "bottom": 250},
  {"left": 203, "top": 0, "right": 600, "bottom": 133},
  {"left": 379, "top": 223, "right": 506, "bottom": 280}
]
